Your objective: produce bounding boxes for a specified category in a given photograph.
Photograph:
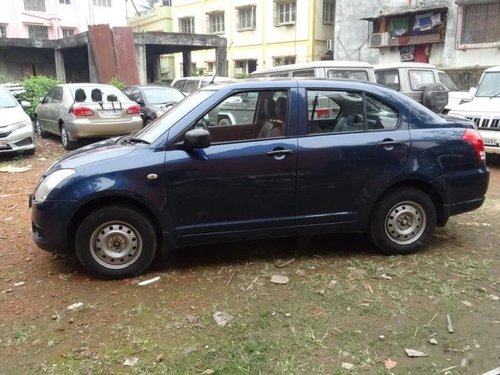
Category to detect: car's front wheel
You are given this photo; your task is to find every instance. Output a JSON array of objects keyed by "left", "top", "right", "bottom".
[
  {"left": 369, "top": 187, "right": 436, "bottom": 255},
  {"left": 75, "top": 206, "right": 158, "bottom": 279},
  {"left": 35, "top": 118, "right": 47, "bottom": 138},
  {"left": 60, "top": 124, "right": 78, "bottom": 150}
]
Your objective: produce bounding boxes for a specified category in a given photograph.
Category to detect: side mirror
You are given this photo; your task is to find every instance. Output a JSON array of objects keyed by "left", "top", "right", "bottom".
[
  {"left": 20, "top": 100, "right": 31, "bottom": 108},
  {"left": 184, "top": 128, "right": 210, "bottom": 149},
  {"left": 469, "top": 87, "right": 477, "bottom": 96}
]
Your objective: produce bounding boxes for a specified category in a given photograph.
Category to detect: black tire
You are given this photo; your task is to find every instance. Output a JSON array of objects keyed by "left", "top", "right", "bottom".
[
  {"left": 422, "top": 83, "right": 448, "bottom": 113},
  {"left": 369, "top": 187, "right": 436, "bottom": 255},
  {"left": 34, "top": 118, "right": 47, "bottom": 138},
  {"left": 217, "top": 116, "right": 232, "bottom": 126},
  {"left": 60, "top": 124, "right": 78, "bottom": 150},
  {"left": 75, "top": 206, "right": 158, "bottom": 279}
]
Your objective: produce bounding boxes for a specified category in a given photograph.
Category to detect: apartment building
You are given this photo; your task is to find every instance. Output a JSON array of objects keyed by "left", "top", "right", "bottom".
[{"left": 0, "top": 0, "right": 127, "bottom": 40}]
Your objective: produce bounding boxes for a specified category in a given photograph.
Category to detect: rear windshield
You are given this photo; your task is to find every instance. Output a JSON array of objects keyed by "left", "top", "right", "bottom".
[
  {"left": 0, "top": 89, "right": 18, "bottom": 108},
  {"left": 70, "top": 86, "right": 129, "bottom": 103}
]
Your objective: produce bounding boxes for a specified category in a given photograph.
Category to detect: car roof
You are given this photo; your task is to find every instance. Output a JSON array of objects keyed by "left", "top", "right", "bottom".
[
  {"left": 58, "top": 83, "right": 117, "bottom": 89},
  {"left": 128, "top": 85, "right": 180, "bottom": 90},
  {"left": 484, "top": 66, "right": 500, "bottom": 73},
  {"left": 375, "top": 62, "right": 438, "bottom": 70},
  {"left": 251, "top": 60, "right": 374, "bottom": 75}
]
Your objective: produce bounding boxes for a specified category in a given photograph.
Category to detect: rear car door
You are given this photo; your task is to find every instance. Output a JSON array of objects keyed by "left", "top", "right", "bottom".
[
  {"left": 38, "top": 87, "right": 62, "bottom": 133},
  {"left": 296, "top": 83, "right": 411, "bottom": 228},
  {"left": 163, "top": 87, "right": 299, "bottom": 243}
]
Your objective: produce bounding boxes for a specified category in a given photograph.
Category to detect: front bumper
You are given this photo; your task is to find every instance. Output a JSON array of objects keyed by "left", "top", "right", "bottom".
[{"left": 0, "top": 124, "right": 36, "bottom": 154}]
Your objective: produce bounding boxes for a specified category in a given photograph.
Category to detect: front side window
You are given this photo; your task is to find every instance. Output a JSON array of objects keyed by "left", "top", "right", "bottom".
[
  {"left": 24, "top": 0, "right": 46, "bottom": 11},
  {"left": 208, "top": 12, "right": 225, "bottom": 34},
  {"left": 179, "top": 17, "right": 195, "bottom": 34},
  {"left": 408, "top": 70, "right": 435, "bottom": 91},
  {"left": 93, "top": 0, "right": 111, "bottom": 7},
  {"left": 237, "top": 6, "right": 256, "bottom": 31},
  {"left": 438, "top": 72, "right": 458, "bottom": 91},
  {"left": 375, "top": 69, "right": 400, "bottom": 91},
  {"left": 458, "top": 2, "right": 500, "bottom": 48},
  {"left": 196, "top": 90, "right": 288, "bottom": 143},
  {"left": 274, "top": 1, "right": 296, "bottom": 26},
  {"left": 28, "top": 25, "right": 49, "bottom": 40},
  {"left": 323, "top": 0, "right": 335, "bottom": 24},
  {"left": 306, "top": 90, "right": 399, "bottom": 135}
]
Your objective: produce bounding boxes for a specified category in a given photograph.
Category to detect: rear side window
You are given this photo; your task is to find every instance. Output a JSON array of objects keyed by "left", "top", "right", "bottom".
[
  {"left": 327, "top": 69, "right": 369, "bottom": 81},
  {"left": 173, "top": 80, "right": 186, "bottom": 91},
  {"left": 375, "top": 70, "right": 400, "bottom": 91},
  {"left": 306, "top": 90, "right": 399, "bottom": 134},
  {"left": 292, "top": 69, "right": 314, "bottom": 77}
]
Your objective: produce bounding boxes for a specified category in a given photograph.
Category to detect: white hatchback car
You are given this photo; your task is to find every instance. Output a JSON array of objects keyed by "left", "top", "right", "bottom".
[{"left": 0, "top": 87, "right": 36, "bottom": 155}]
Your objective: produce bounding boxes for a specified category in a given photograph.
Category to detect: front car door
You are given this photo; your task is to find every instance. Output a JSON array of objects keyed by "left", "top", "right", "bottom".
[
  {"left": 163, "top": 86, "right": 299, "bottom": 244},
  {"left": 296, "top": 81, "right": 411, "bottom": 230}
]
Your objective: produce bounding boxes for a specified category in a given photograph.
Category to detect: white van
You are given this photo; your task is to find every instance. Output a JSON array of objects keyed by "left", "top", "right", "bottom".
[
  {"left": 249, "top": 61, "right": 376, "bottom": 82},
  {"left": 448, "top": 66, "right": 500, "bottom": 155},
  {"left": 171, "top": 76, "right": 236, "bottom": 96}
]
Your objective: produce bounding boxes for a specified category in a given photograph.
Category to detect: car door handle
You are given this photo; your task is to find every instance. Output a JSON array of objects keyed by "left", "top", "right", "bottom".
[
  {"left": 377, "top": 139, "right": 402, "bottom": 148},
  {"left": 266, "top": 149, "right": 294, "bottom": 157}
]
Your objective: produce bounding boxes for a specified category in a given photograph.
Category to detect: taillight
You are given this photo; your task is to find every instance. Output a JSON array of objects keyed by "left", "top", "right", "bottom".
[
  {"left": 71, "top": 107, "right": 94, "bottom": 117},
  {"left": 463, "top": 128, "right": 486, "bottom": 163},
  {"left": 126, "top": 105, "right": 141, "bottom": 115}
]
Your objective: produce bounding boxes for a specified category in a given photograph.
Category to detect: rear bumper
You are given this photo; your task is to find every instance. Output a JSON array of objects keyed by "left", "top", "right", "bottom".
[{"left": 65, "top": 117, "right": 143, "bottom": 139}]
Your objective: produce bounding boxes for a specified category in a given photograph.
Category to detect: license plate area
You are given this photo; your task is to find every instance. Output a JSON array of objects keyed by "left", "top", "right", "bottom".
[
  {"left": 98, "top": 109, "right": 121, "bottom": 117},
  {"left": 483, "top": 138, "right": 499, "bottom": 147},
  {"left": 0, "top": 140, "right": 8, "bottom": 148}
]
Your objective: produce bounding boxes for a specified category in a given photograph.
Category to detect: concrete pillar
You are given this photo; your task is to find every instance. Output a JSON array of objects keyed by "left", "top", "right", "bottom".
[
  {"left": 154, "top": 54, "right": 161, "bottom": 82},
  {"left": 135, "top": 44, "right": 147, "bottom": 84},
  {"left": 216, "top": 47, "right": 227, "bottom": 77},
  {"left": 54, "top": 49, "right": 66, "bottom": 83},
  {"left": 182, "top": 51, "right": 191, "bottom": 77},
  {"left": 87, "top": 44, "right": 99, "bottom": 83}
]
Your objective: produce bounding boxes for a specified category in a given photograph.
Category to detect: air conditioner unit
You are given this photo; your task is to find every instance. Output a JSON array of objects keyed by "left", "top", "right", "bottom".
[
  {"left": 325, "top": 39, "right": 333, "bottom": 52},
  {"left": 369, "top": 32, "right": 390, "bottom": 48}
]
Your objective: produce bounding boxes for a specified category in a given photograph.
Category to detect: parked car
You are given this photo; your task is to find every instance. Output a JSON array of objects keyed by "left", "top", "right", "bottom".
[
  {"left": 123, "top": 85, "right": 185, "bottom": 126},
  {"left": 31, "top": 79, "right": 489, "bottom": 279},
  {"left": 249, "top": 60, "right": 377, "bottom": 82},
  {"left": 0, "top": 87, "right": 36, "bottom": 155},
  {"left": 35, "top": 83, "right": 143, "bottom": 150},
  {"left": 448, "top": 65, "right": 500, "bottom": 155},
  {"left": 374, "top": 63, "right": 450, "bottom": 113},
  {"left": 171, "top": 76, "right": 236, "bottom": 95}
]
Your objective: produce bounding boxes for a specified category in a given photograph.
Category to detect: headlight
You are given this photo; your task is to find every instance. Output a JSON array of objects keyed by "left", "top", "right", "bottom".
[
  {"left": 7, "top": 119, "right": 32, "bottom": 132},
  {"left": 34, "top": 169, "right": 75, "bottom": 203}
]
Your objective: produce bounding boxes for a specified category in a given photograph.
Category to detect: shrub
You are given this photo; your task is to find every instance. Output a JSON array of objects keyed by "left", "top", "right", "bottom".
[
  {"left": 108, "top": 76, "right": 127, "bottom": 91},
  {"left": 20, "top": 75, "right": 59, "bottom": 119}
]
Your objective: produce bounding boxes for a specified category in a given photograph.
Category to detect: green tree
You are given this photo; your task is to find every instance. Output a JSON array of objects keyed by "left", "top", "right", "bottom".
[{"left": 19, "top": 75, "right": 59, "bottom": 119}]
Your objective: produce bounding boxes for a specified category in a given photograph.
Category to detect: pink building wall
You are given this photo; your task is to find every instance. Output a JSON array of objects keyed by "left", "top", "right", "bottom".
[{"left": 0, "top": 0, "right": 127, "bottom": 40}]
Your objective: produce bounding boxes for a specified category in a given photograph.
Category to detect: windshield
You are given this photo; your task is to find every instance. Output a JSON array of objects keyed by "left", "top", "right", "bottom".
[
  {"left": 476, "top": 72, "right": 500, "bottom": 97},
  {"left": 0, "top": 89, "right": 18, "bottom": 108},
  {"left": 133, "top": 89, "right": 216, "bottom": 143},
  {"left": 143, "top": 87, "right": 185, "bottom": 105},
  {"left": 438, "top": 72, "right": 459, "bottom": 91}
]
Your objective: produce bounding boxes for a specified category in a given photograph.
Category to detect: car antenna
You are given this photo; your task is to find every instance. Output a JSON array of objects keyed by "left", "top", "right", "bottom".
[{"left": 208, "top": 41, "right": 233, "bottom": 86}]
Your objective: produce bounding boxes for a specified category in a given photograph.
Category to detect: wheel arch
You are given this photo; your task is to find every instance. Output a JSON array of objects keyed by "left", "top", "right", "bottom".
[
  {"left": 67, "top": 195, "right": 163, "bottom": 253},
  {"left": 367, "top": 179, "right": 446, "bottom": 228}
]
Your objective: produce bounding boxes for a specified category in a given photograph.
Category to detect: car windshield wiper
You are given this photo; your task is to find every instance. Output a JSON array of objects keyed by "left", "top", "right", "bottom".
[{"left": 128, "top": 137, "right": 150, "bottom": 145}]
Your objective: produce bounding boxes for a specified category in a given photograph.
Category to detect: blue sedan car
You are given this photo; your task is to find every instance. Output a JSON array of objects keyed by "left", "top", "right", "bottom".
[{"left": 30, "top": 79, "right": 489, "bottom": 279}]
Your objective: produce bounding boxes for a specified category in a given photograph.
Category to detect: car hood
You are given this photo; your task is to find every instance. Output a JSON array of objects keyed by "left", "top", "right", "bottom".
[
  {"left": 45, "top": 138, "right": 139, "bottom": 174},
  {"left": 449, "top": 96, "right": 500, "bottom": 115},
  {"left": 0, "top": 106, "right": 30, "bottom": 126}
]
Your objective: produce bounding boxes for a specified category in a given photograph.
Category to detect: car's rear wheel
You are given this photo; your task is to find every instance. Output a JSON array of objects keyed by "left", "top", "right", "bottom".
[
  {"left": 75, "top": 205, "right": 157, "bottom": 279},
  {"left": 218, "top": 116, "right": 232, "bottom": 126},
  {"left": 60, "top": 124, "right": 78, "bottom": 150},
  {"left": 369, "top": 187, "right": 436, "bottom": 255},
  {"left": 35, "top": 119, "right": 47, "bottom": 138}
]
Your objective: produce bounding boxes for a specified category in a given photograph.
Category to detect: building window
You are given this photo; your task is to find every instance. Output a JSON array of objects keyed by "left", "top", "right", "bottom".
[
  {"left": 457, "top": 2, "right": 500, "bottom": 48},
  {"left": 206, "top": 61, "right": 215, "bottom": 73},
  {"left": 273, "top": 56, "right": 296, "bottom": 66},
  {"left": 0, "top": 25, "right": 6, "bottom": 38},
  {"left": 274, "top": 1, "right": 296, "bottom": 26},
  {"left": 234, "top": 60, "right": 257, "bottom": 76},
  {"left": 24, "top": 0, "right": 46, "bottom": 12},
  {"left": 179, "top": 17, "right": 195, "bottom": 34},
  {"left": 28, "top": 25, "right": 49, "bottom": 39},
  {"left": 323, "top": 0, "right": 335, "bottom": 24},
  {"left": 237, "top": 6, "right": 256, "bottom": 31},
  {"left": 62, "top": 28, "right": 74, "bottom": 37},
  {"left": 162, "top": 0, "right": 171, "bottom": 5},
  {"left": 207, "top": 12, "right": 225, "bottom": 34},
  {"left": 93, "top": 0, "right": 111, "bottom": 7},
  {"left": 59, "top": 0, "right": 71, "bottom": 4}
]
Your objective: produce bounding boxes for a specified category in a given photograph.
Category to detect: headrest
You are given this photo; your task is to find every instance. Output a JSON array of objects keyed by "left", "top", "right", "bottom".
[
  {"left": 74, "top": 88, "right": 86, "bottom": 102},
  {"left": 91, "top": 88, "right": 102, "bottom": 102}
]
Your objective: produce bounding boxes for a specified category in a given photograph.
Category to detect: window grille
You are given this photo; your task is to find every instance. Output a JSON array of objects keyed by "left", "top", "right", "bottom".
[
  {"left": 457, "top": 1, "right": 500, "bottom": 49},
  {"left": 237, "top": 6, "right": 256, "bottom": 31},
  {"left": 24, "top": 0, "right": 46, "bottom": 12},
  {"left": 323, "top": 0, "right": 335, "bottom": 24},
  {"left": 0, "top": 25, "right": 6, "bottom": 38},
  {"left": 179, "top": 17, "right": 195, "bottom": 34},
  {"left": 28, "top": 25, "right": 49, "bottom": 40},
  {"left": 274, "top": 1, "right": 296, "bottom": 26},
  {"left": 207, "top": 12, "right": 225, "bottom": 34},
  {"left": 93, "top": 0, "right": 111, "bottom": 7}
]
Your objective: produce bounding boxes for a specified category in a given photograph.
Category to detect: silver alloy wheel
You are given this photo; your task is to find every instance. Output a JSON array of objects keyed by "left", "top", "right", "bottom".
[
  {"left": 35, "top": 120, "right": 42, "bottom": 136},
  {"left": 384, "top": 200, "right": 427, "bottom": 245},
  {"left": 89, "top": 221, "right": 143, "bottom": 269},
  {"left": 61, "top": 127, "right": 68, "bottom": 147}
]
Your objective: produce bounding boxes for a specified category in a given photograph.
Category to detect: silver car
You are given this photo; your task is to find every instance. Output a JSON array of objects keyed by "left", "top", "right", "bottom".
[
  {"left": 35, "top": 83, "right": 143, "bottom": 150},
  {"left": 0, "top": 87, "right": 36, "bottom": 155}
]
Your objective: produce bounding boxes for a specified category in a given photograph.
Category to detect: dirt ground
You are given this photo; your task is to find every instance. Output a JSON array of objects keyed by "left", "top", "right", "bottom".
[{"left": 0, "top": 137, "right": 499, "bottom": 374}]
